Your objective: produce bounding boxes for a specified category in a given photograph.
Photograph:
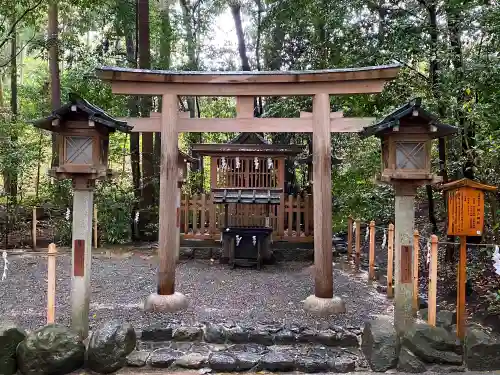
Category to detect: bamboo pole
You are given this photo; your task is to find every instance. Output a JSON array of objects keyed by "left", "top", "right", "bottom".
[
  {"left": 32, "top": 207, "right": 37, "bottom": 250},
  {"left": 428, "top": 234, "right": 438, "bottom": 326},
  {"left": 93, "top": 204, "right": 98, "bottom": 249},
  {"left": 369, "top": 221, "right": 375, "bottom": 281},
  {"left": 47, "top": 243, "right": 57, "bottom": 324},
  {"left": 413, "top": 230, "right": 420, "bottom": 314},
  {"left": 457, "top": 236, "right": 467, "bottom": 339},
  {"left": 387, "top": 223, "right": 394, "bottom": 298},
  {"left": 355, "top": 219, "right": 361, "bottom": 272},
  {"left": 347, "top": 216, "right": 353, "bottom": 261}
]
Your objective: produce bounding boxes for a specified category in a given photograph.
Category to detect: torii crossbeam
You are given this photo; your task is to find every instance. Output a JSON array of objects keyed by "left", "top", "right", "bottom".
[{"left": 96, "top": 64, "right": 401, "bottom": 315}]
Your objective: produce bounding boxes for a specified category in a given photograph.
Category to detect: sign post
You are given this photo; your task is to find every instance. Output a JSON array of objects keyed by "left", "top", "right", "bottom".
[{"left": 442, "top": 178, "right": 497, "bottom": 339}]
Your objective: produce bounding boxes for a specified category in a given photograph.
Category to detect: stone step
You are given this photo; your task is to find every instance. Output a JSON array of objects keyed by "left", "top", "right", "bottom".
[
  {"left": 127, "top": 342, "right": 368, "bottom": 373},
  {"left": 139, "top": 323, "right": 361, "bottom": 348}
]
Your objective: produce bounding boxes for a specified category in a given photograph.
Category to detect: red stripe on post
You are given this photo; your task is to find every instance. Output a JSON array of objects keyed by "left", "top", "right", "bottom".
[{"left": 74, "top": 239, "right": 85, "bottom": 277}]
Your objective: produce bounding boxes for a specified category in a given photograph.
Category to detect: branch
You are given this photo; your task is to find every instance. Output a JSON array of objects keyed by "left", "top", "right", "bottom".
[
  {"left": 391, "top": 57, "right": 430, "bottom": 82},
  {"left": 0, "top": 33, "right": 37, "bottom": 68},
  {"left": 0, "top": 0, "right": 45, "bottom": 51}
]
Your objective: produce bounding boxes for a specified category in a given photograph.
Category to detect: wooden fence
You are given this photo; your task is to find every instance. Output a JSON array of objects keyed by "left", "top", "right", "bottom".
[{"left": 180, "top": 193, "right": 314, "bottom": 242}]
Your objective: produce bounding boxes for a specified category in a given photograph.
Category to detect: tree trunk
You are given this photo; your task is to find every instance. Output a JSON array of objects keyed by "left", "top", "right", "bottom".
[
  {"left": 138, "top": 0, "right": 155, "bottom": 239},
  {"left": 8, "top": 20, "right": 18, "bottom": 203},
  {"left": 125, "top": 5, "right": 141, "bottom": 241},
  {"left": 255, "top": 0, "right": 263, "bottom": 115},
  {"left": 48, "top": 0, "right": 60, "bottom": 167}
]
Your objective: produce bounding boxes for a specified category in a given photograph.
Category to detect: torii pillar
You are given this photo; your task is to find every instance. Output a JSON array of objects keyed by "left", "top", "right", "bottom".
[
  {"left": 303, "top": 93, "right": 346, "bottom": 314},
  {"left": 144, "top": 94, "right": 188, "bottom": 311}
]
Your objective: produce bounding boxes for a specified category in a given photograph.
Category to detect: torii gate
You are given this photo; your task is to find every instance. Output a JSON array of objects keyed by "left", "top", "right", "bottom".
[{"left": 96, "top": 65, "right": 400, "bottom": 315}]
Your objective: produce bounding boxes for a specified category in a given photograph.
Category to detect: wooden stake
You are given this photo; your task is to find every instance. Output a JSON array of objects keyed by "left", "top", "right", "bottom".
[
  {"left": 457, "top": 235, "right": 467, "bottom": 339},
  {"left": 387, "top": 223, "right": 394, "bottom": 298},
  {"left": 369, "top": 221, "right": 375, "bottom": 281},
  {"left": 428, "top": 234, "right": 438, "bottom": 326},
  {"left": 347, "top": 216, "right": 353, "bottom": 261},
  {"left": 93, "top": 204, "right": 98, "bottom": 249},
  {"left": 47, "top": 243, "right": 57, "bottom": 324},
  {"left": 355, "top": 219, "right": 361, "bottom": 272},
  {"left": 413, "top": 230, "right": 420, "bottom": 313},
  {"left": 32, "top": 207, "right": 37, "bottom": 250}
]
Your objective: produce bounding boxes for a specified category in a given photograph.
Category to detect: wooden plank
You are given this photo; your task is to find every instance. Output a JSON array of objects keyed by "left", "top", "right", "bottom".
[
  {"left": 300, "top": 111, "right": 344, "bottom": 118},
  {"left": 200, "top": 194, "right": 206, "bottom": 235},
  {"left": 304, "top": 195, "right": 311, "bottom": 236},
  {"left": 74, "top": 239, "right": 85, "bottom": 277},
  {"left": 32, "top": 207, "right": 37, "bottom": 250},
  {"left": 183, "top": 193, "right": 189, "bottom": 234},
  {"left": 120, "top": 116, "right": 375, "bottom": 133},
  {"left": 158, "top": 94, "right": 178, "bottom": 295},
  {"left": 278, "top": 159, "right": 285, "bottom": 236},
  {"left": 98, "top": 65, "right": 401, "bottom": 84},
  {"left": 192, "top": 195, "right": 198, "bottom": 235},
  {"left": 457, "top": 236, "right": 467, "bottom": 339},
  {"left": 109, "top": 79, "right": 388, "bottom": 97},
  {"left": 413, "top": 230, "right": 420, "bottom": 314},
  {"left": 236, "top": 96, "right": 254, "bottom": 118},
  {"left": 287, "top": 195, "right": 293, "bottom": 237},
  {"left": 400, "top": 245, "right": 412, "bottom": 283},
  {"left": 369, "top": 221, "right": 375, "bottom": 281},
  {"left": 296, "top": 195, "right": 301, "bottom": 235},
  {"left": 47, "top": 243, "right": 57, "bottom": 324},
  {"left": 428, "top": 235, "right": 438, "bottom": 326},
  {"left": 209, "top": 194, "right": 216, "bottom": 236},
  {"left": 312, "top": 93, "right": 333, "bottom": 298},
  {"left": 355, "top": 219, "right": 361, "bottom": 272},
  {"left": 347, "top": 216, "right": 353, "bottom": 261},
  {"left": 387, "top": 223, "right": 394, "bottom": 298},
  {"left": 93, "top": 204, "right": 98, "bottom": 249}
]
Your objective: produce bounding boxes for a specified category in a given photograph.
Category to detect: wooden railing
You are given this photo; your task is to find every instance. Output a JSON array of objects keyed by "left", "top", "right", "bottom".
[{"left": 180, "top": 193, "right": 313, "bottom": 242}]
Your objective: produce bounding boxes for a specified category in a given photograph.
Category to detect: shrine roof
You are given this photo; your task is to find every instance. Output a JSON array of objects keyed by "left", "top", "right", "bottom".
[
  {"left": 359, "top": 98, "right": 457, "bottom": 139},
  {"left": 32, "top": 93, "right": 132, "bottom": 133},
  {"left": 96, "top": 64, "right": 401, "bottom": 84},
  {"left": 190, "top": 143, "right": 304, "bottom": 156}
]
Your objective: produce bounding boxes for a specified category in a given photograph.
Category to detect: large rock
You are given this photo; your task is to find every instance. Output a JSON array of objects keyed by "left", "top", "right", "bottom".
[
  {"left": 208, "top": 352, "right": 239, "bottom": 371},
  {"left": 464, "top": 326, "right": 500, "bottom": 370},
  {"left": 0, "top": 321, "right": 26, "bottom": 375},
  {"left": 126, "top": 351, "right": 150, "bottom": 367},
  {"left": 203, "top": 323, "right": 226, "bottom": 344},
  {"left": 173, "top": 326, "right": 202, "bottom": 341},
  {"left": 419, "top": 309, "right": 456, "bottom": 330},
  {"left": 397, "top": 346, "right": 426, "bottom": 373},
  {"left": 402, "top": 321, "right": 462, "bottom": 365},
  {"left": 141, "top": 324, "right": 173, "bottom": 341},
  {"left": 16, "top": 324, "right": 85, "bottom": 375},
  {"left": 260, "top": 351, "right": 295, "bottom": 372},
  {"left": 86, "top": 321, "right": 137, "bottom": 373},
  {"left": 361, "top": 316, "right": 400, "bottom": 372},
  {"left": 175, "top": 352, "right": 208, "bottom": 369},
  {"left": 149, "top": 348, "right": 183, "bottom": 368}
]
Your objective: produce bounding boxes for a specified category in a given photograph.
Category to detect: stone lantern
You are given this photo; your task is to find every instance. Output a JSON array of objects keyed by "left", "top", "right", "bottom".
[
  {"left": 32, "top": 93, "right": 132, "bottom": 339},
  {"left": 360, "top": 98, "right": 457, "bottom": 334}
]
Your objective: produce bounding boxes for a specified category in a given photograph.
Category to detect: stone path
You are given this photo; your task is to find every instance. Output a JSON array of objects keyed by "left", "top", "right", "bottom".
[{"left": 0, "top": 252, "right": 392, "bottom": 331}]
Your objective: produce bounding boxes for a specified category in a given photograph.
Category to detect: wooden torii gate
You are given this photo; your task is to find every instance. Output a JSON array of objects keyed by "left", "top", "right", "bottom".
[{"left": 96, "top": 65, "right": 400, "bottom": 314}]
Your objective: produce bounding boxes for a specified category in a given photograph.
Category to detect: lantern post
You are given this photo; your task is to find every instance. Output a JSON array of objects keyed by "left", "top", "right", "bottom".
[
  {"left": 360, "top": 98, "right": 457, "bottom": 334},
  {"left": 31, "top": 93, "right": 132, "bottom": 338},
  {"left": 441, "top": 178, "right": 497, "bottom": 339}
]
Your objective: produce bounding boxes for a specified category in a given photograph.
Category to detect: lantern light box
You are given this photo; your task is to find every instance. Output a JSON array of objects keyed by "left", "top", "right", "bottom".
[
  {"left": 31, "top": 93, "right": 133, "bottom": 181},
  {"left": 441, "top": 178, "right": 497, "bottom": 237},
  {"left": 360, "top": 98, "right": 457, "bottom": 184}
]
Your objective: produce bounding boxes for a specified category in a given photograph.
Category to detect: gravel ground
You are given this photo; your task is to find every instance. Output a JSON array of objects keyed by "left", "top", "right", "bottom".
[{"left": 0, "top": 251, "right": 392, "bottom": 332}]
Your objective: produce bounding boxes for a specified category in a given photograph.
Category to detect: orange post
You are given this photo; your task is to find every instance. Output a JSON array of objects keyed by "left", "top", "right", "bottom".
[
  {"left": 387, "top": 223, "right": 394, "bottom": 298},
  {"left": 413, "top": 230, "right": 420, "bottom": 314},
  {"left": 47, "top": 243, "right": 57, "bottom": 324},
  {"left": 457, "top": 236, "right": 467, "bottom": 339},
  {"left": 369, "top": 221, "right": 375, "bottom": 281},
  {"left": 347, "top": 216, "right": 353, "bottom": 261},
  {"left": 428, "top": 235, "right": 438, "bottom": 326},
  {"left": 32, "top": 207, "right": 37, "bottom": 250},
  {"left": 355, "top": 219, "right": 361, "bottom": 272}
]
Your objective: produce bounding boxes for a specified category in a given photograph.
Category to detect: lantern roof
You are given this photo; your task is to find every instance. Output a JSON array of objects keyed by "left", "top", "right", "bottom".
[
  {"left": 441, "top": 178, "right": 497, "bottom": 192},
  {"left": 359, "top": 98, "right": 457, "bottom": 139},
  {"left": 32, "top": 93, "right": 133, "bottom": 133}
]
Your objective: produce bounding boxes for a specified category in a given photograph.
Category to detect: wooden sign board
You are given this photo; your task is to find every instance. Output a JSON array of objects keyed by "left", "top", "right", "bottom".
[{"left": 447, "top": 187, "right": 484, "bottom": 237}]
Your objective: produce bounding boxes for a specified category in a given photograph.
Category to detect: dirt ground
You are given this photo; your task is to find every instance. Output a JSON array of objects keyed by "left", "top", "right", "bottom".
[{"left": 0, "top": 249, "right": 392, "bottom": 332}]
